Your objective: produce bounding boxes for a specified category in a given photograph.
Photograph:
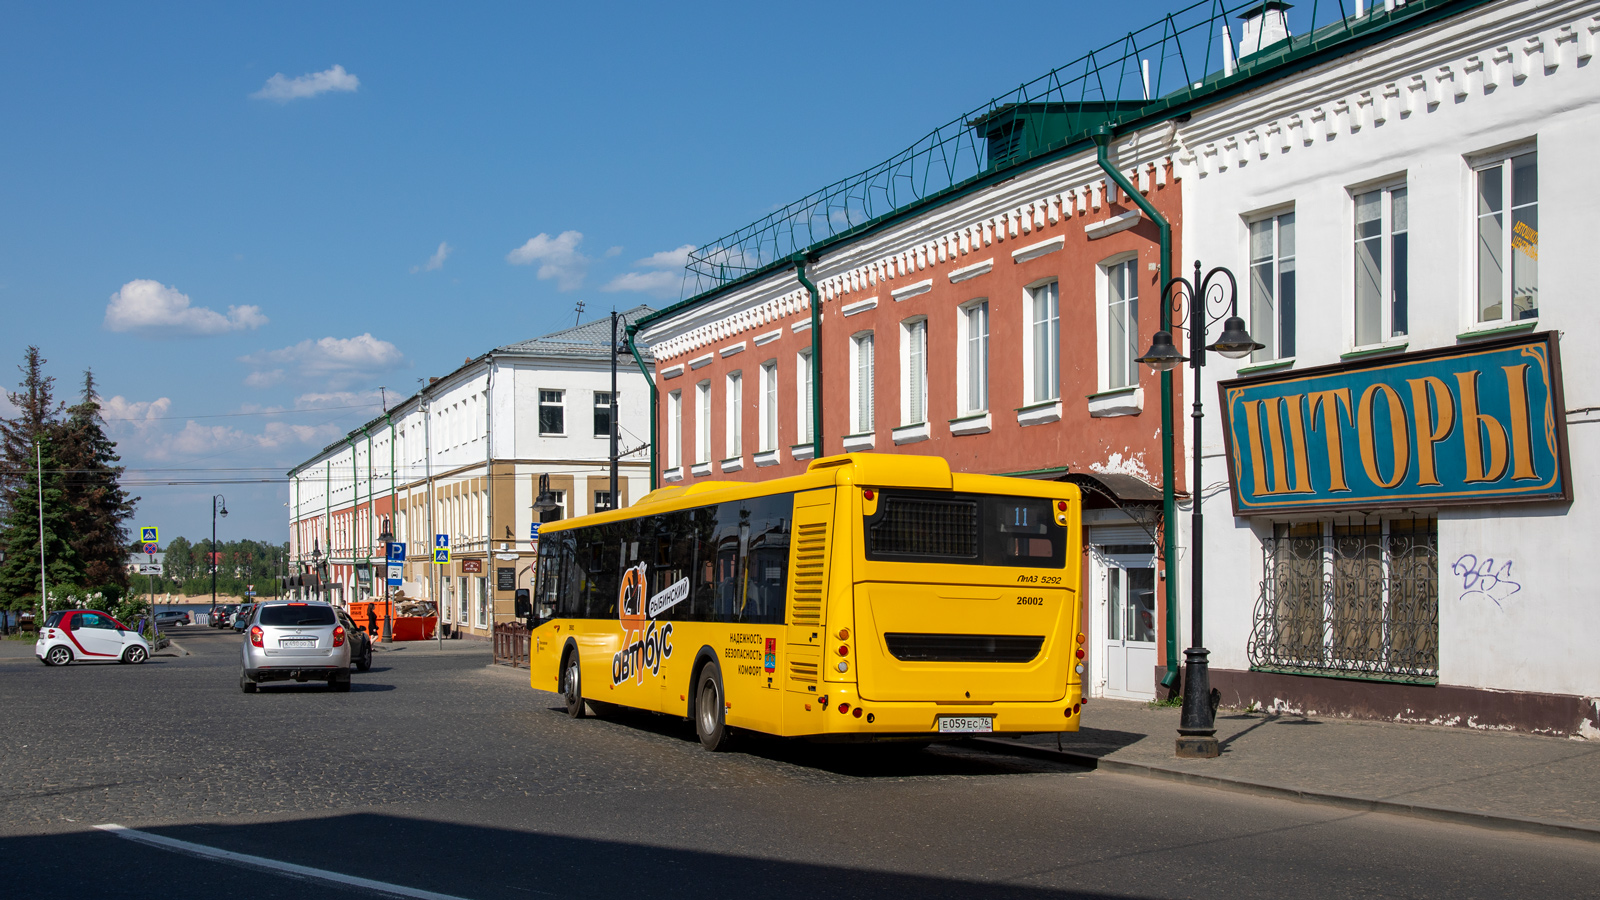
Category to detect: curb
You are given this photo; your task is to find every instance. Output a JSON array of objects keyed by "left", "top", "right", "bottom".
[
  {"left": 155, "top": 639, "right": 191, "bottom": 657},
  {"left": 968, "top": 737, "right": 1600, "bottom": 844}
]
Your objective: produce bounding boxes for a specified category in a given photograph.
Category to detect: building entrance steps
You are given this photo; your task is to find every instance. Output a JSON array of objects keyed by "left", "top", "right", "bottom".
[{"left": 972, "top": 698, "right": 1600, "bottom": 841}]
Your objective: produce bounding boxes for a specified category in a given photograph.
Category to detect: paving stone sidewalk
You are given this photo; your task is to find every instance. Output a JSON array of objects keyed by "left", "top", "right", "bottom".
[{"left": 980, "top": 698, "right": 1600, "bottom": 836}]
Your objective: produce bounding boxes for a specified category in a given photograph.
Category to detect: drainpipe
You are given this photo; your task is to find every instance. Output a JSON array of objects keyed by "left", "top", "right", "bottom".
[
  {"left": 625, "top": 324, "right": 657, "bottom": 490},
  {"left": 1092, "top": 124, "right": 1179, "bottom": 692},
  {"left": 792, "top": 256, "right": 824, "bottom": 460}
]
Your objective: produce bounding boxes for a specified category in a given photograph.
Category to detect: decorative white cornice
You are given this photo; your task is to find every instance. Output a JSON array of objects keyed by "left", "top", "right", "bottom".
[
  {"left": 719, "top": 341, "right": 745, "bottom": 358},
  {"left": 753, "top": 328, "right": 782, "bottom": 346},
  {"left": 890, "top": 279, "right": 933, "bottom": 301},
  {"left": 841, "top": 297, "right": 878, "bottom": 317},
  {"left": 948, "top": 258, "right": 994, "bottom": 283},
  {"left": 1011, "top": 235, "right": 1066, "bottom": 263},
  {"left": 1084, "top": 210, "right": 1141, "bottom": 240},
  {"left": 688, "top": 353, "right": 713, "bottom": 370}
]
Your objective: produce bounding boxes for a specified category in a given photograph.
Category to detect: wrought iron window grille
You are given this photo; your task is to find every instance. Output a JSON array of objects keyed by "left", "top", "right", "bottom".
[{"left": 1248, "top": 517, "right": 1439, "bottom": 684}]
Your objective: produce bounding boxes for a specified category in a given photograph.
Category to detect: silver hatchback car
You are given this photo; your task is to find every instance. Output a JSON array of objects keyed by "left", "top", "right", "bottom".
[{"left": 239, "top": 600, "right": 352, "bottom": 692}]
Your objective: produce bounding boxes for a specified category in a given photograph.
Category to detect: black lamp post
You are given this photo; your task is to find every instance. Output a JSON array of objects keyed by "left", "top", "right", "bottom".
[
  {"left": 533, "top": 473, "right": 561, "bottom": 521},
  {"left": 1136, "top": 260, "right": 1262, "bottom": 759},
  {"left": 378, "top": 518, "right": 394, "bottom": 643},
  {"left": 310, "top": 544, "right": 322, "bottom": 603},
  {"left": 211, "top": 494, "right": 228, "bottom": 614}
]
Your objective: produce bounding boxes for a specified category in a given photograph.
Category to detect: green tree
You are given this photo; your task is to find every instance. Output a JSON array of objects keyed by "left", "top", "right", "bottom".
[
  {"left": 0, "top": 435, "right": 81, "bottom": 615},
  {"left": 58, "top": 369, "right": 136, "bottom": 591},
  {"left": 0, "top": 346, "right": 63, "bottom": 513}
]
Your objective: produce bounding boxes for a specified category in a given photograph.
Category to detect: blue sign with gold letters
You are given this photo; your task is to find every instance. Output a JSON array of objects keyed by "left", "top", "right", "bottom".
[{"left": 1219, "top": 332, "right": 1570, "bottom": 515}]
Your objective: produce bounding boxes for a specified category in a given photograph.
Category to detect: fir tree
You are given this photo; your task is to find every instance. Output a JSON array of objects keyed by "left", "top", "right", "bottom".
[
  {"left": 0, "top": 346, "right": 63, "bottom": 508},
  {"left": 59, "top": 369, "right": 136, "bottom": 590},
  {"left": 0, "top": 434, "right": 81, "bottom": 615}
]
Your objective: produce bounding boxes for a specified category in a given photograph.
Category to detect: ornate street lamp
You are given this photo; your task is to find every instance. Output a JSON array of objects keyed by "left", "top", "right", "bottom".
[
  {"left": 1137, "top": 260, "right": 1263, "bottom": 759},
  {"left": 211, "top": 494, "right": 228, "bottom": 615},
  {"left": 533, "top": 473, "right": 561, "bottom": 519},
  {"left": 378, "top": 519, "right": 395, "bottom": 643}
]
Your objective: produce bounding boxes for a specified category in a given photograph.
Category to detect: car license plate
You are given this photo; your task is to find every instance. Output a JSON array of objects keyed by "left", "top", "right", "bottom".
[
  {"left": 937, "top": 715, "right": 993, "bottom": 734},
  {"left": 279, "top": 638, "right": 316, "bottom": 648}
]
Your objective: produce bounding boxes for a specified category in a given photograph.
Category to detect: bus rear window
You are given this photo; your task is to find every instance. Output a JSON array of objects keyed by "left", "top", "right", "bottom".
[{"left": 866, "top": 491, "right": 1065, "bottom": 568}]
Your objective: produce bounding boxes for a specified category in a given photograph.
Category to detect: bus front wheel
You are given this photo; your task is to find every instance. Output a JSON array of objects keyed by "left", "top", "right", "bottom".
[
  {"left": 695, "top": 661, "right": 731, "bottom": 751},
  {"left": 563, "top": 650, "right": 586, "bottom": 719}
]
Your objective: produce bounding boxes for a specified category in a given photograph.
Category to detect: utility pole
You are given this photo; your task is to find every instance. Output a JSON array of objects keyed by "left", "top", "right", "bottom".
[{"left": 609, "top": 310, "right": 620, "bottom": 511}]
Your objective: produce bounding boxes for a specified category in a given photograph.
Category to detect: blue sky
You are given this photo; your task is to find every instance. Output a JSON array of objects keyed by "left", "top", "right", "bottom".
[{"left": 0, "top": 1, "right": 1159, "bottom": 542}]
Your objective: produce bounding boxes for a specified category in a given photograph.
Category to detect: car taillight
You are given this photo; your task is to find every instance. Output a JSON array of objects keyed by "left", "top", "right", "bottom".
[
  {"left": 333, "top": 625, "right": 346, "bottom": 647},
  {"left": 249, "top": 626, "right": 263, "bottom": 648}
]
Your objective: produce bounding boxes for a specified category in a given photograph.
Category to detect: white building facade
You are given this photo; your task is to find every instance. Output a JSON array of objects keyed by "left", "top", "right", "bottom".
[
  {"left": 287, "top": 308, "right": 653, "bottom": 641},
  {"left": 1180, "top": 0, "right": 1599, "bottom": 733}
]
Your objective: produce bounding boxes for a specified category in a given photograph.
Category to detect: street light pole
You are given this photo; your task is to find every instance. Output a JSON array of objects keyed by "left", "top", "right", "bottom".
[
  {"left": 1136, "top": 260, "right": 1262, "bottom": 760},
  {"left": 211, "top": 494, "right": 228, "bottom": 615}
]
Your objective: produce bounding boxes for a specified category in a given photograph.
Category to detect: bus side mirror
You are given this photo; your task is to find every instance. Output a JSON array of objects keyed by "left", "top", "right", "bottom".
[{"left": 513, "top": 589, "right": 531, "bottom": 620}]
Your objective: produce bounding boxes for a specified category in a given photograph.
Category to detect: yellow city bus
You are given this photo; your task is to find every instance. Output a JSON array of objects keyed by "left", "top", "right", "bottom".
[{"left": 517, "top": 453, "right": 1085, "bottom": 750}]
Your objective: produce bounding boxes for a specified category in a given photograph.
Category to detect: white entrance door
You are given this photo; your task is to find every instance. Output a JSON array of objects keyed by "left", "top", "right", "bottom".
[{"left": 1103, "top": 553, "right": 1157, "bottom": 700}]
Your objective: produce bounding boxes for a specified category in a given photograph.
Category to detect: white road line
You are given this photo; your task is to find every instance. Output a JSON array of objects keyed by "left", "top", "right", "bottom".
[{"left": 94, "top": 823, "right": 477, "bottom": 900}]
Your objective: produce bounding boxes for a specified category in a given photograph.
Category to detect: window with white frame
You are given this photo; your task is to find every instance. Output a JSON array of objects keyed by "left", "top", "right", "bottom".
[
  {"left": 594, "top": 489, "right": 614, "bottom": 511},
  {"left": 1353, "top": 184, "right": 1408, "bottom": 346},
  {"left": 593, "top": 391, "right": 615, "bottom": 438},
  {"left": 901, "top": 318, "right": 928, "bottom": 425},
  {"left": 475, "top": 576, "right": 488, "bottom": 628},
  {"left": 1104, "top": 258, "right": 1139, "bottom": 390},
  {"left": 1249, "top": 211, "right": 1297, "bottom": 362},
  {"left": 850, "top": 331, "right": 875, "bottom": 434},
  {"left": 667, "top": 390, "right": 682, "bottom": 470},
  {"left": 1475, "top": 149, "right": 1537, "bottom": 324},
  {"left": 694, "top": 381, "right": 711, "bottom": 465},
  {"left": 458, "top": 575, "right": 469, "bottom": 624},
  {"left": 759, "top": 361, "right": 778, "bottom": 451},
  {"left": 725, "top": 371, "right": 742, "bottom": 458},
  {"left": 538, "top": 390, "right": 565, "bottom": 435},
  {"left": 1027, "top": 281, "right": 1060, "bottom": 403},
  {"left": 959, "top": 300, "right": 989, "bottom": 415},
  {"left": 796, "top": 349, "right": 814, "bottom": 443}
]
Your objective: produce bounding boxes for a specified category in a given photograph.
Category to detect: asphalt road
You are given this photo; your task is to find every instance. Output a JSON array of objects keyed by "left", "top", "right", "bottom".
[{"left": 3, "top": 626, "right": 1596, "bottom": 899}]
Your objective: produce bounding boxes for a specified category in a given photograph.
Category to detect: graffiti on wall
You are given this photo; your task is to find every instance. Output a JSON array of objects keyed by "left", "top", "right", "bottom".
[{"left": 1451, "top": 554, "right": 1522, "bottom": 608}]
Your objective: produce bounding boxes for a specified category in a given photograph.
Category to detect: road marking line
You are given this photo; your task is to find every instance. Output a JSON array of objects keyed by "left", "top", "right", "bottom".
[{"left": 95, "top": 823, "right": 476, "bottom": 900}]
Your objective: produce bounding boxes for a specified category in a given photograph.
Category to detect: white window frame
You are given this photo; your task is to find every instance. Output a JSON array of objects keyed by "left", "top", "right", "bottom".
[
  {"left": 667, "top": 390, "right": 682, "bottom": 470},
  {"left": 1470, "top": 145, "right": 1538, "bottom": 327},
  {"left": 796, "top": 349, "right": 814, "bottom": 444},
  {"left": 850, "top": 331, "right": 875, "bottom": 434},
  {"left": 1023, "top": 280, "right": 1060, "bottom": 404},
  {"left": 759, "top": 360, "right": 778, "bottom": 451},
  {"left": 724, "top": 371, "right": 742, "bottom": 459},
  {"left": 693, "top": 381, "right": 711, "bottom": 465},
  {"left": 1247, "top": 208, "right": 1297, "bottom": 363},
  {"left": 956, "top": 299, "right": 989, "bottom": 416},
  {"left": 900, "top": 317, "right": 929, "bottom": 426},
  {"left": 593, "top": 390, "right": 616, "bottom": 439},
  {"left": 1097, "top": 253, "right": 1140, "bottom": 391},
  {"left": 538, "top": 389, "right": 565, "bottom": 436},
  {"left": 1351, "top": 179, "right": 1409, "bottom": 347},
  {"left": 475, "top": 576, "right": 488, "bottom": 628}
]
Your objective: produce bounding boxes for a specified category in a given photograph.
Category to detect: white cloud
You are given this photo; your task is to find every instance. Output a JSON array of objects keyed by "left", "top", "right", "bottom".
[
  {"left": 239, "top": 334, "right": 406, "bottom": 390},
  {"left": 251, "top": 64, "right": 360, "bottom": 102},
  {"left": 506, "top": 231, "right": 588, "bottom": 290},
  {"left": 412, "top": 241, "right": 452, "bottom": 274},
  {"left": 104, "top": 280, "right": 268, "bottom": 336},
  {"left": 601, "top": 243, "right": 696, "bottom": 298}
]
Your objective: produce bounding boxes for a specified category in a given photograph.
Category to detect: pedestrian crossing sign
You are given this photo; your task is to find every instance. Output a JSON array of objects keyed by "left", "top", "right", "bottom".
[
  {"left": 434, "top": 548, "right": 450, "bottom": 564},
  {"left": 141, "top": 526, "right": 159, "bottom": 543}
]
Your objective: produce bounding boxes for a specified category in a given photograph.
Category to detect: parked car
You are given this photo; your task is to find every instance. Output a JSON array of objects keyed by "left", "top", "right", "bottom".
[
  {"left": 36, "top": 610, "right": 150, "bottom": 666},
  {"left": 209, "top": 604, "right": 240, "bottom": 628},
  {"left": 239, "top": 601, "right": 352, "bottom": 692},
  {"left": 153, "top": 610, "right": 191, "bottom": 627},
  {"left": 335, "top": 607, "right": 374, "bottom": 673},
  {"left": 231, "top": 605, "right": 256, "bottom": 633}
]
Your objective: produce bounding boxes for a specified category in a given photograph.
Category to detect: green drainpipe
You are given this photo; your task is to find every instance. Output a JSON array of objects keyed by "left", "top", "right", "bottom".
[
  {"left": 791, "top": 255, "right": 824, "bottom": 460},
  {"left": 625, "top": 324, "right": 658, "bottom": 490},
  {"left": 1093, "top": 124, "right": 1179, "bottom": 692}
]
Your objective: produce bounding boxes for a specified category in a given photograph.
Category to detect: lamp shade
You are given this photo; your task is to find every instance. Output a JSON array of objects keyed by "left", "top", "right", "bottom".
[
  {"left": 1136, "top": 330, "right": 1189, "bottom": 372},
  {"left": 1206, "top": 316, "right": 1265, "bottom": 359}
]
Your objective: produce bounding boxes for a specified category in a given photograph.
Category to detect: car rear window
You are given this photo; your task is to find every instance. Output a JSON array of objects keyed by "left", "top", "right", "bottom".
[{"left": 259, "top": 605, "right": 337, "bottom": 626}]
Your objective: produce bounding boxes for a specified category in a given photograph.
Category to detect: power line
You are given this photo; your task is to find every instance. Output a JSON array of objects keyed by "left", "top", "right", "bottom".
[{"left": 99, "top": 403, "right": 382, "bottom": 422}]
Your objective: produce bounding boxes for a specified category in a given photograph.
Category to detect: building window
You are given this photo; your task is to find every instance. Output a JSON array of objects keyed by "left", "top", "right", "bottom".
[
  {"left": 1475, "top": 150, "right": 1537, "bottom": 324},
  {"left": 458, "top": 575, "right": 470, "bottom": 624},
  {"left": 960, "top": 300, "right": 989, "bottom": 415},
  {"left": 901, "top": 318, "right": 928, "bottom": 425},
  {"left": 851, "top": 332, "right": 875, "bottom": 434},
  {"left": 593, "top": 391, "right": 615, "bottom": 439},
  {"left": 1249, "top": 518, "right": 1438, "bottom": 683},
  {"left": 538, "top": 390, "right": 565, "bottom": 435},
  {"left": 725, "top": 371, "right": 742, "bottom": 458},
  {"left": 1353, "top": 184, "right": 1408, "bottom": 346},
  {"left": 759, "top": 361, "right": 778, "bottom": 451},
  {"left": 594, "top": 489, "right": 613, "bottom": 511},
  {"left": 1028, "top": 281, "right": 1060, "bottom": 403},
  {"left": 667, "top": 390, "right": 682, "bottom": 470},
  {"left": 1105, "top": 259, "right": 1139, "bottom": 390},
  {"left": 475, "top": 576, "right": 488, "bottom": 628},
  {"left": 1249, "top": 211, "right": 1296, "bottom": 362},
  {"left": 695, "top": 381, "right": 711, "bottom": 465},
  {"left": 796, "top": 349, "right": 814, "bottom": 443}
]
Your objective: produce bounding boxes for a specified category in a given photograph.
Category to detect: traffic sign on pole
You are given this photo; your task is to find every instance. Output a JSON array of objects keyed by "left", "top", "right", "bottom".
[
  {"left": 386, "top": 542, "right": 406, "bottom": 562},
  {"left": 140, "top": 526, "right": 159, "bottom": 543},
  {"left": 433, "top": 548, "right": 450, "bottom": 564},
  {"left": 435, "top": 534, "right": 449, "bottom": 549},
  {"left": 529, "top": 522, "right": 541, "bottom": 540},
  {"left": 142, "top": 542, "right": 159, "bottom": 555}
]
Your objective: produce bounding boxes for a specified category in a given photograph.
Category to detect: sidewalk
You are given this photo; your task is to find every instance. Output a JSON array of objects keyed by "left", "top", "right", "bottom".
[
  {"left": 372, "top": 640, "right": 492, "bottom": 655},
  {"left": 975, "top": 698, "right": 1600, "bottom": 841}
]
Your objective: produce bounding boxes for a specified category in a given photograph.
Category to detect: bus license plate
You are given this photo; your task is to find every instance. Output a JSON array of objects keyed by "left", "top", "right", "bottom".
[{"left": 937, "top": 715, "right": 993, "bottom": 734}]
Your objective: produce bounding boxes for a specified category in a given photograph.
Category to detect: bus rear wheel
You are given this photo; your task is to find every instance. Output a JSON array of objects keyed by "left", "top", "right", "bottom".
[
  {"left": 695, "top": 661, "right": 731, "bottom": 751},
  {"left": 563, "top": 651, "right": 586, "bottom": 719}
]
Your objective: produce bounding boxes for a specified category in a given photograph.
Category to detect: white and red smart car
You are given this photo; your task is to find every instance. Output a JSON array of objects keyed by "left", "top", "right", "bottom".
[{"left": 35, "top": 609, "right": 150, "bottom": 666}]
